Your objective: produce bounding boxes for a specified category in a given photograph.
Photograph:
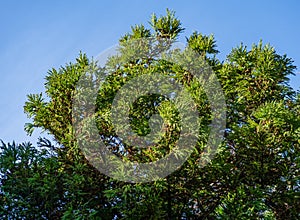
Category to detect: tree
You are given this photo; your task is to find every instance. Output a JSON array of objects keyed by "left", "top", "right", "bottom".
[
  {"left": 0, "top": 9, "right": 299, "bottom": 219},
  {"left": 0, "top": 139, "right": 64, "bottom": 219}
]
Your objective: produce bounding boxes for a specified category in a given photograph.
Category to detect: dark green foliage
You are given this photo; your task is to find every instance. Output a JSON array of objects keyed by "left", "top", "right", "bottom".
[{"left": 0, "top": 139, "right": 63, "bottom": 219}]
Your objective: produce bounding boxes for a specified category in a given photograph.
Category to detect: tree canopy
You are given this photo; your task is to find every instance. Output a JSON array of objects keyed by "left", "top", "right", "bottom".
[{"left": 1, "top": 9, "right": 299, "bottom": 219}]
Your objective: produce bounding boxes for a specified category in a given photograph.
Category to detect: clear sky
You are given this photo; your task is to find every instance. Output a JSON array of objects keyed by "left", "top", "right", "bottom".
[{"left": 1, "top": 0, "right": 299, "bottom": 144}]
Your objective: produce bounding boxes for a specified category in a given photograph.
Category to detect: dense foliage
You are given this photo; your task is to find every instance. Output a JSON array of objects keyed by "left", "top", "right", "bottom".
[{"left": 1, "top": 10, "right": 299, "bottom": 219}]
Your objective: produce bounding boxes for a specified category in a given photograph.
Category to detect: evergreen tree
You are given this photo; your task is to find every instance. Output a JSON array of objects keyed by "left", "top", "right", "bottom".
[{"left": 0, "top": 9, "right": 299, "bottom": 219}]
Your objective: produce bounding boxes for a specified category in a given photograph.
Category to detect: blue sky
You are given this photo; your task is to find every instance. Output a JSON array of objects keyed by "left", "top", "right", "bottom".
[{"left": 0, "top": 0, "right": 299, "bottom": 144}]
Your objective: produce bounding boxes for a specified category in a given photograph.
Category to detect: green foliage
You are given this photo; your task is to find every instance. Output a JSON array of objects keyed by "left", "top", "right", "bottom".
[
  {"left": 150, "top": 9, "right": 184, "bottom": 40},
  {"left": 0, "top": 139, "right": 63, "bottom": 219},
  {"left": 187, "top": 32, "right": 219, "bottom": 56},
  {"left": 0, "top": 9, "right": 299, "bottom": 219},
  {"left": 120, "top": 25, "right": 151, "bottom": 43}
]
